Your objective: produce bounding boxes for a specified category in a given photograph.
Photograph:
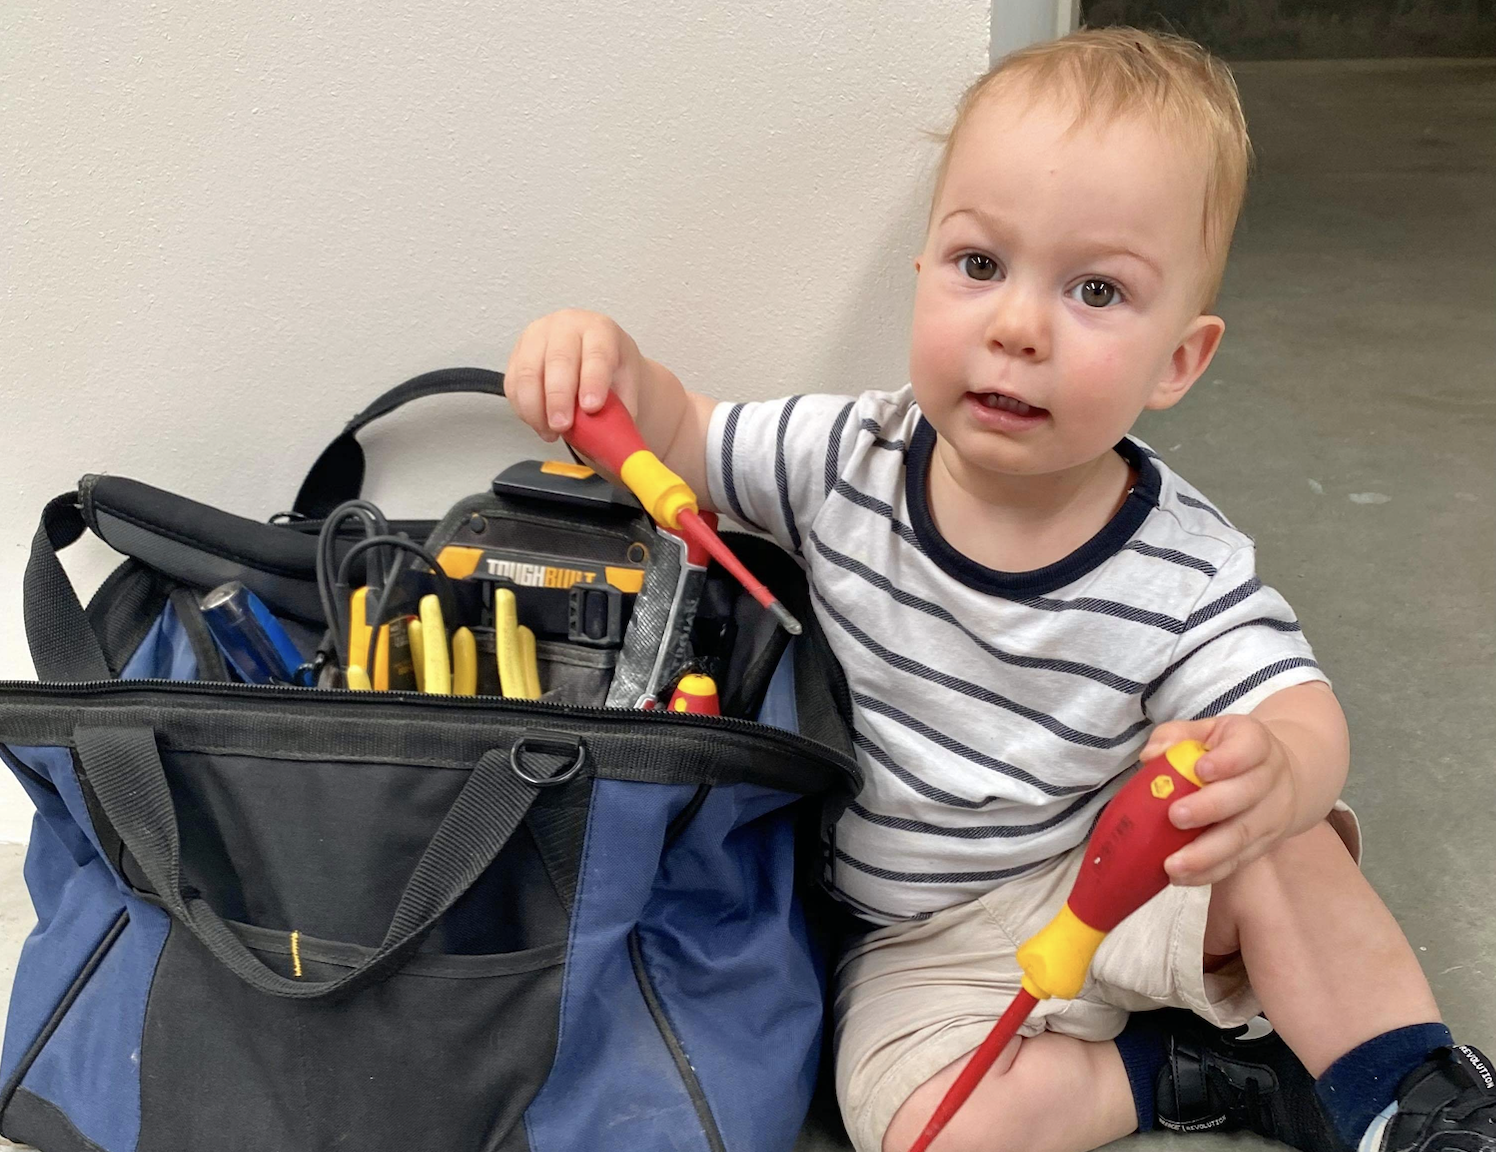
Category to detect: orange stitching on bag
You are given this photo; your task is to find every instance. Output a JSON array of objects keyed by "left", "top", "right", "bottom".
[{"left": 290, "top": 930, "right": 302, "bottom": 978}]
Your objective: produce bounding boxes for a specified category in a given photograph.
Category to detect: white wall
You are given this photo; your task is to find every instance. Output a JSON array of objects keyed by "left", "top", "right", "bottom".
[{"left": 0, "top": 1, "right": 993, "bottom": 841}]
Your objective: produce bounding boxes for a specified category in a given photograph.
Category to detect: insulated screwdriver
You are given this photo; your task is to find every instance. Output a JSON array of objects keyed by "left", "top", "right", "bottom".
[
  {"left": 564, "top": 393, "right": 801, "bottom": 636},
  {"left": 906, "top": 740, "right": 1211, "bottom": 1152}
]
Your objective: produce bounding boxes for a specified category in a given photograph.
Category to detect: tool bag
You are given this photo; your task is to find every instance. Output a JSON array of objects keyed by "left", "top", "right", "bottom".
[{"left": 0, "top": 369, "right": 859, "bottom": 1152}]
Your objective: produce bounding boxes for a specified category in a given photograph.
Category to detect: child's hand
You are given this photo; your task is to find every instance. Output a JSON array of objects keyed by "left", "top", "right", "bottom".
[
  {"left": 505, "top": 310, "right": 646, "bottom": 442},
  {"left": 1140, "top": 715, "right": 1301, "bottom": 887}
]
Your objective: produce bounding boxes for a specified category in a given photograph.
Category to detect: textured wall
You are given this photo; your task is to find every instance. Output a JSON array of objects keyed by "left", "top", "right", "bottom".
[{"left": 0, "top": 2, "right": 989, "bottom": 840}]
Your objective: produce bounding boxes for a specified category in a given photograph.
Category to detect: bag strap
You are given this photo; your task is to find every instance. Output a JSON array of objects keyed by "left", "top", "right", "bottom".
[
  {"left": 291, "top": 367, "right": 506, "bottom": 520},
  {"left": 25, "top": 494, "right": 112, "bottom": 682},
  {"left": 73, "top": 724, "right": 548, "bottom": 1000}
]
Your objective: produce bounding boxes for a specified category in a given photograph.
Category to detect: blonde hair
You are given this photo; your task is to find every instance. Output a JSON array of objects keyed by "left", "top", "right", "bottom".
[{"left": 932, "top": 27, "right": 1252, "bottom": 309}]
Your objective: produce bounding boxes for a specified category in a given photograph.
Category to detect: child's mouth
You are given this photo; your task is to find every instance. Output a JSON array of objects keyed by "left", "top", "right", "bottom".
[{"left": 966, "top": 390, "right": 1049, "bottom": 426}]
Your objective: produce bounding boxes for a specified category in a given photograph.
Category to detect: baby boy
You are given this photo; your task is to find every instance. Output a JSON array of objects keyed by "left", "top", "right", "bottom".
[{"left": 505, "top": 28, "right": 1492, "bottom": 1152}]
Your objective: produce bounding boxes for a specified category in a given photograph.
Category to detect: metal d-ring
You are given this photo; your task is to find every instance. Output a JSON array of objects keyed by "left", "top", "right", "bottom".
[{"left": 510, "top": 733, "right": 588, "bottom": 787}]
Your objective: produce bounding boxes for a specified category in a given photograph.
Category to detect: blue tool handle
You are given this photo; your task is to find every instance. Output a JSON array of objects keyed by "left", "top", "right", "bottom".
[{"left": 200, "top": 581, "right": 308, "bottom": 685}]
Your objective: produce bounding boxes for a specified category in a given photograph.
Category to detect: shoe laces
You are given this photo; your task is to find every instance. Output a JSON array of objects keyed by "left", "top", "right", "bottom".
[{"left": 1208, "top": 1065, "right": 1278, "bottom": 1138}]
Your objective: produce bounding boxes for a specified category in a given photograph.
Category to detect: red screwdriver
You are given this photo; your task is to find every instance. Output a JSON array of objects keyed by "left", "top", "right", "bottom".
[
  {"left": 565, "top": 393, "right": 802, "bottom": 635},
  {"left": 907, "top": 740, "right": 1213, "bottom": 1152}
]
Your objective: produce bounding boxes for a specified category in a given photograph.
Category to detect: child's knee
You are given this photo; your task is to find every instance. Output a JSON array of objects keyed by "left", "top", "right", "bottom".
[
  {"left": 879, "top": 1034, "right": 1116, "bottom": 1152},
  {"left": 1206, "top": 817, "right": 1353, "bottom": 950}
]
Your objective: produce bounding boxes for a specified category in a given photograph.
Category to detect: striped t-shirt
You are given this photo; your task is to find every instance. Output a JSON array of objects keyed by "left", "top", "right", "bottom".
[{"left": 705, "top": 386, "right": 1328, "bottom": 925}]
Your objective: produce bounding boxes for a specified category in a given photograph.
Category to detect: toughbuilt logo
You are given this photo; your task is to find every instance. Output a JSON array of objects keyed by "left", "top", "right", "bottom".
[{"left": 483, "top": 557, "right": 599, "bottom": 588}]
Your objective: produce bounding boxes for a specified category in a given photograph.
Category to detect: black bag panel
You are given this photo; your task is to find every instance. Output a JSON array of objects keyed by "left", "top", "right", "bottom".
[
  {"left": 2, "top": 1090, "right": 103, "bottom": 1152},
  {"left": 154, "top": 750, "right": 579, "bottom": 955},
  {"left": 136, "top": 918, "right": 562, "bottom": 1152},
  {"left": 68, "top": 725, "right": 561, "bottom": 1003},
  {"left": 85, "top": 560, "right": 176, "bottom": 678}
]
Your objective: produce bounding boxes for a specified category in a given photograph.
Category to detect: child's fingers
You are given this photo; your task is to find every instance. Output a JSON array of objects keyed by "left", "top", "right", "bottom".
[
  {"left": 612, "top": 346, "right": 642, "bottom": 414},
  {"left": 542, "top": 333, "right": 583, "bottom": 432},
  {"left": 1169, "top": 769, "right": 1267, "bottom": 830},
  {"left": 1165, "top": 848, "right": 1241, "bottom": 888},
  {"left": 505, "top": 325, "right": 557, "bottom": 442},
  {"left": 1191, "top": 715, "right": 1271, "bottom": 783},
  {"left": 1164, "top": 815, "right": 1268, "bottom": 885},
  {"left": 577, "top": 324, "right": 619, "bottom": 415},
  {"left": 610, "top": 332, "right": 647, "bottom": 415},
  {"left": 1139, "top": 719, "right": 1213, "bottom": 764}
]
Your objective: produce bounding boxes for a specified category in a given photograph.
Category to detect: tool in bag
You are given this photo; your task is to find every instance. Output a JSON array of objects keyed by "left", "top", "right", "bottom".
[
  {"left": 666, "top": 672, "right": 721, "bottom": 715},
  {"left": 0, "top": 367, "right": 860, "bottom": 1152},
  {"left": 198, "top": 581, "right": 313, "bottom": 686},
  {"left": 563, "top": 392, "right": 802, "bottom": 637},
  {"left": 420, "top": 430, "right": 702, "bottom": 710}
]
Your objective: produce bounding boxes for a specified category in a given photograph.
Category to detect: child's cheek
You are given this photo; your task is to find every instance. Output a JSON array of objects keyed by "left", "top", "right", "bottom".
[{"left": 909, "top": 305, "right": 964, "bottom": 390}]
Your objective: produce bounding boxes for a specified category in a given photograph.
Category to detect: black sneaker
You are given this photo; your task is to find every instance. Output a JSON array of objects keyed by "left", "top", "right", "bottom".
[
  {"left": 1368, "top": 1045, "right": 1496, "bottom": 1151},
  {"left": 1152, "top": 1008, "right": 1343, "bottom": 1149}
]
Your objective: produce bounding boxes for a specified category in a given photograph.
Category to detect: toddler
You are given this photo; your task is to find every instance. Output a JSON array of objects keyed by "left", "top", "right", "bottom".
[{"left": 505, "top": 28, "right": 1493, "bottom": 1152}]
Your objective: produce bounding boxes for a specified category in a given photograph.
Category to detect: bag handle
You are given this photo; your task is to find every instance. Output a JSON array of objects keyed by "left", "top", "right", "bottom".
[
  {"left": 24, "top": 494, "right": 113, "bottom": 683},
  {"left": 74, "top": 724, "right": 555, "bottom": 1000},
  {"left": 290, "top": 367, "right": 507, "bottom": 521}
]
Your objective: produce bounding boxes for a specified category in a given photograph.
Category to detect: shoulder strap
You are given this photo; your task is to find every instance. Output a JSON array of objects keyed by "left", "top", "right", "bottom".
[{"left": 291, "top": 367, "right": 506, "bottom": 520}]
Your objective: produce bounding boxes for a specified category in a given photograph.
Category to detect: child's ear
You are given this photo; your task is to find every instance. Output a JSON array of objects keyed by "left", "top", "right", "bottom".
[{"left": 1146, "top": 314, "right": 1225, "bottom": 411}]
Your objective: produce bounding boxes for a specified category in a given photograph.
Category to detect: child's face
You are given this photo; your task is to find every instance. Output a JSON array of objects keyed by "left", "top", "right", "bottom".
[{"left": 910, "top": 90, "right": 1224, "bottom": 483}]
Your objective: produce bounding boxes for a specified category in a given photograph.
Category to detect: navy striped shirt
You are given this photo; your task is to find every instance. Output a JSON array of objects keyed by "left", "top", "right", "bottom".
[{"left": 706, "top": 386, "right": 1328, "bottom": 924}]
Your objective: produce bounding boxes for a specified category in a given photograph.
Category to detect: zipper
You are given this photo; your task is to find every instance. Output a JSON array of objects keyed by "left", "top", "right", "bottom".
[{"left": 0, "top": 677, "right": 860, "bottom": 787}]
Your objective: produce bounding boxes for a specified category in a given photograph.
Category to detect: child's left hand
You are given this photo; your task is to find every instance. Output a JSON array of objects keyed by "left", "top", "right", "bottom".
[{"left": 1140, "top": 715, "right": 1300, "bottom": 886}]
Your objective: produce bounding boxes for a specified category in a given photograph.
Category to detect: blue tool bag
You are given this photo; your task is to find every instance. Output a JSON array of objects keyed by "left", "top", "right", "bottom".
[{"left": 0, "top": 370, "right": 859, "bottom": 1152}]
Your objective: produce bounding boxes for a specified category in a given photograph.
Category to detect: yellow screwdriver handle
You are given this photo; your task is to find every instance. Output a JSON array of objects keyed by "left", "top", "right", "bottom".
[
  {"left": 517, "top": 624, "right": 541, "bottom": 700},
  {"left": 452, "top": 626, "right": 477, "bottom": 697},
  {"left": 495, "top": 590, "right": 527, "bottom": 699},
  {"left": 418, "top": 594, "right": 451, "bottom": 695},
  {"left": 407, "top": 618, "right": 425, "bottom": 692}
]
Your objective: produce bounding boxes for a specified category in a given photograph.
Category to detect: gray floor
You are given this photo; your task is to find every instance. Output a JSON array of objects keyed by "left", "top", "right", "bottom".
[{"left": 2, "top": 58, "right": 1493, "bottom": 1152}]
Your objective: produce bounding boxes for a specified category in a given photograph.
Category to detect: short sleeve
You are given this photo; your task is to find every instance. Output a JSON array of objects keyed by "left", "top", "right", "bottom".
[
  {"left": 1144, "top": 544, "right": 1330, "bottom": 723},
  {"left": 705, "top": 394, "right": 859, "bottom": 555}
]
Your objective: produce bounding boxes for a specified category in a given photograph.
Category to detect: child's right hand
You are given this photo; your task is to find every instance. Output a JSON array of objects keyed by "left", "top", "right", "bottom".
[{"left": 504, "top": 309, "right": 647, "bottom": 443}]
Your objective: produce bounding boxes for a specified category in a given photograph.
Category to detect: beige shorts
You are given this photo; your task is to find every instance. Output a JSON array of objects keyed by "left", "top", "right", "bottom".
[{"left": 832, "top": 805, "right": 1361, "bottom": 1152}]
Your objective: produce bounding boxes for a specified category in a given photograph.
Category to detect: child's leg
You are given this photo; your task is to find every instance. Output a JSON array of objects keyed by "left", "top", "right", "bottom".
[
  {"left": 877, "top": 817, "right": 1439, "bottom": 1152},
  {"left": 1204, "top": 818, "right": 1441, "bottom": 1077},
  {"left": 881, "top": 1031, "right": 1135, "bottom": 1152},
  {"left": 833, "top": 850, "right": 1149, "bottom": 1152}
]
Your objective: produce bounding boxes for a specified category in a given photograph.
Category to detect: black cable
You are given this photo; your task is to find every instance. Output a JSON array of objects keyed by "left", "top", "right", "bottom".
[
  {"left": 362, "top": 547, "right": 409, "bottom": 682},
  {"left": 337, "top": 535, "right": 458, "bottom": 684},
  {"left": 314, "top": 500, "right": 388, "bottom": 670}
]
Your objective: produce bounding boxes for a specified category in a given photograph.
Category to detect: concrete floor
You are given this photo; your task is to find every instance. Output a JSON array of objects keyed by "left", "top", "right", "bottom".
[{"left": 1, "top": 58, "right": 1493, "bottom": 1152}]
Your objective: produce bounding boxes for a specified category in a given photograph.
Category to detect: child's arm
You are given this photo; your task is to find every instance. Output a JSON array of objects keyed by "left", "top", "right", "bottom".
[
  {"left": 504, "top": 309, "right": 719, "bottom": 506},
  {"left": 1139, "top": 680, "right": 1351, "bottom": 886}
]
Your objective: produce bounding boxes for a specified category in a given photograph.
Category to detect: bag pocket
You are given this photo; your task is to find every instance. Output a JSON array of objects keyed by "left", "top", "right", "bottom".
[
  {"left": 136, "top": 923, "right": 565, "bottom": 1151},
  {"left": 64, "top": 723, "right": 584, "bottom": 1151}
]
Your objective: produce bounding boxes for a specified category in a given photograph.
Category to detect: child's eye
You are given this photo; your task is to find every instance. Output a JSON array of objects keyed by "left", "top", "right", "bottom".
[
  {"left": 1072, "top": 278, "right": 1121, "bottom": 308},
  {"left": 959, "top": 254, "right": 999, "bottom": 281}
]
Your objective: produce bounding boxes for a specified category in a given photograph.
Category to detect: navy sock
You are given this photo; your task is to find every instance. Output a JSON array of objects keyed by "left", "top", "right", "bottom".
[
  {"left": 1314, "top": 1022, "right": 1452, "bottom": 1148},
  {"left": 1114, "top": 1011, "right": 1170, "bottom": 1131}
]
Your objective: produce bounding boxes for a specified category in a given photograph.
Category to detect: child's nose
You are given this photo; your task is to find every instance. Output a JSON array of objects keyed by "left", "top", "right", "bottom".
[{"left": 984, "top": 292, "right": 1050, "bottom": 360}]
